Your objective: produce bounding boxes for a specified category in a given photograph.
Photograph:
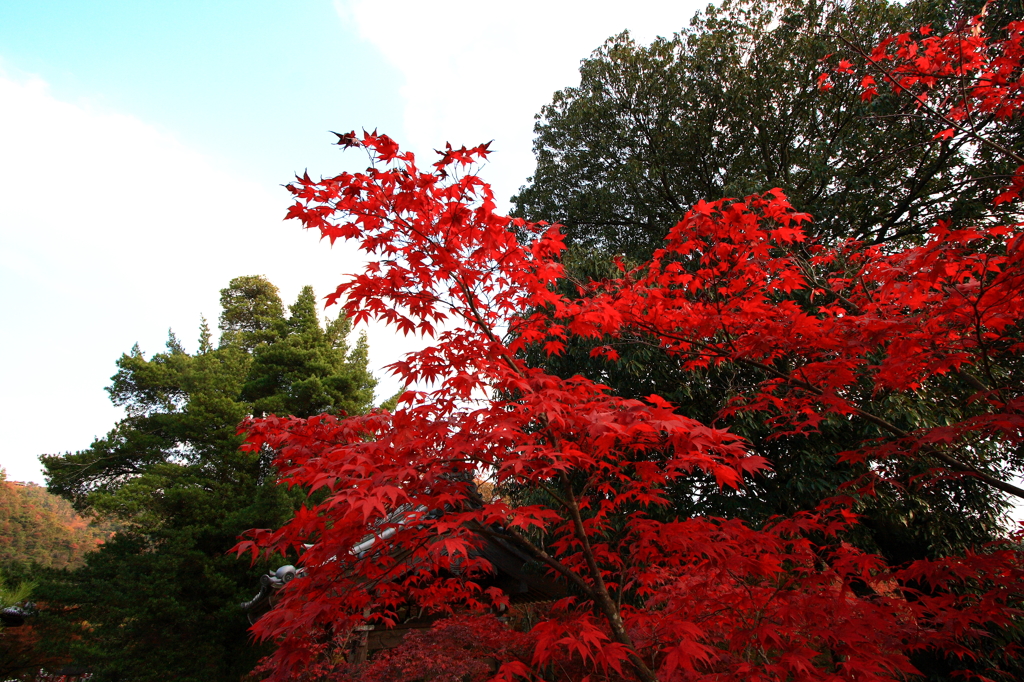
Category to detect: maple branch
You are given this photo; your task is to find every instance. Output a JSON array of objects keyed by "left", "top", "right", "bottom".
[
  {"left": 735, "top": 356, "right": 1024, "bottom": 500},
  {"left": 557, "top": 472, "right": 658, "bottom": 682},
  {"left": 451, "top": 257, "right": 658, "bottom": 680},
  {"left": 837, "top": 33, "right": 1024, "bottom": 166},
  {"left": 955, "top": 27, "right": 982, "bottom": 137},
  {"left": 468, "top": 520, "right": 595, "bottom": 599},
  {"left": 628, "top": 325, "right": 1024, "bottom": 500},
  {"left": 534, "top": 479, "right": 571, "bottom": 510},
  {"left": 451, "top": 275, "right": 522, "bottom": 373},
  {"left": 965, "top": 280, "right": 1010, "bottom": 405},
  {"left": 953, "top": 368, "right": 990, "bottom": 394},
  {"left": 793, "top": 257, "right": 864, "bottom": 317}
]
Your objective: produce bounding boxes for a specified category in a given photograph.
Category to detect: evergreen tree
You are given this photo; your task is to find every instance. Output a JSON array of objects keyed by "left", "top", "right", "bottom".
[
  {"left": 218, "top": 274, "right": 286, "bottom": 352},
  {"left": 241, "top": 285, "right": 376, "bottom": 418},
  {"left": 36, "top": 276, "right": 377, "bottom": 682}
]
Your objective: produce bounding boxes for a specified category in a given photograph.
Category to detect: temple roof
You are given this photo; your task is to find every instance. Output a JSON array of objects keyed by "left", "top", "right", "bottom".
[{"left": 241, "top": 523, "right": 565, "bottom": 623}]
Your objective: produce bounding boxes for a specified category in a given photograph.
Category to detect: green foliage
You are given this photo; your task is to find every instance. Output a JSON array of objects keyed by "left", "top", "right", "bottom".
[
  {"left": 513, "top": 0, "right": 1020, "bottom": 258},
  {"left": 35, "top": 276, "right": 377, "bottom": 682},
  {"left": 218, "top": 274, "right": 286, "bottom": 352},
  {"left": 0, "top": 570, "right": 33, "bottom": 611},
  {"left": 242, "top": 286, "right": 376, "bottom": 418},
  {"left": 0, "top": 568, "right": 37, "bottom": 682}
]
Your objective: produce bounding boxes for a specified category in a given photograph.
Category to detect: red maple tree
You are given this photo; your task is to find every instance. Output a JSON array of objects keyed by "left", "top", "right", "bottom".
[
  {"left": 820, "top": 3, "right": 1024, "bottom": 204},
  {"left": 237, "top": 14, "right": 1024, "bottom": 682}
]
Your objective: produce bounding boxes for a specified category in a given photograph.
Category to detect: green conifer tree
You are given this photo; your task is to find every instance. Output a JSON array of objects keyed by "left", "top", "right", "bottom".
[{"left": 36, "top": 277, "right": 378, "bottom": 682}]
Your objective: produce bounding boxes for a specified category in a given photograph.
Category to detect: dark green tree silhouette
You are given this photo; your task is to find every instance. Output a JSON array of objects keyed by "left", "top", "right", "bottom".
[
  {"left": 513, "top": 0, "right": 1021, "bottom": 257},
  {"left": 36, "top": 276, "right": 377, "bottom": 682}
]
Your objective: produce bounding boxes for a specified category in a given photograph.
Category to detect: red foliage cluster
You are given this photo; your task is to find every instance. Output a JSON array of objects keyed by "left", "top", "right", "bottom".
[
  {"left": 821, "top": 8, "right": 1024, "bottom": 204},
  {"left": 237, "top": 15, "right": 1024, "bottom": 682},
  {"left": 359, "top": 615, "right": 533, "bottom": 682},
  {"left": 530, "top": 191, "right": 1024, "bottom": 498}
]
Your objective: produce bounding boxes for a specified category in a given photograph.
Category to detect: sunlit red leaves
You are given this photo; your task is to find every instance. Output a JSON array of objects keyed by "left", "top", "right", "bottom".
[
  {"left": 823, "top": 15, "right": 1024, "bottom": 200},
  {"left": 240, "top": 24, "right": 1024, "bottom": 676},
  {"left": 523, "top": 187, "right": 1024, "bottom": 458}
]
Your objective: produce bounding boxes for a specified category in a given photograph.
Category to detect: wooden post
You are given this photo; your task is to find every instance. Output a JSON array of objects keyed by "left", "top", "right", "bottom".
[{"left": 350, "top": 607, "right": 373, "bottom": 664}]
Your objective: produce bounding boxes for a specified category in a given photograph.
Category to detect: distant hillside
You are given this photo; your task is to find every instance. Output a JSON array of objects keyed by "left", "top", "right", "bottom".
[{"left": 0, "top": 471, "right": 111, "bottom": 570}]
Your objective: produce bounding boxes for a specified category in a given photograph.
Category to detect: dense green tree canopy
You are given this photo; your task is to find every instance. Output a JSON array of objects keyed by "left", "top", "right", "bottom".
[
  {"left": 218, "top": 274, "right": 286, "bottom": 352},
  {"left": 35, "top": 276, "right": 378, "bottom": 682},
  {"left": 242, "top": 285, "right": 376, "bottom": 418},
  {"left": 513, "top": 0, "right": 1022, "bottom": 259}
]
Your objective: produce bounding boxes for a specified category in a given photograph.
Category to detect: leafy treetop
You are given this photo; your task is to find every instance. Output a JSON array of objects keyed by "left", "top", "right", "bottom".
[
  {"left": 36, "top": 277, "right": 377, "bottom": 682},
  {"left": 513, "top": 0, "right": 1021, "bottom": 259}
]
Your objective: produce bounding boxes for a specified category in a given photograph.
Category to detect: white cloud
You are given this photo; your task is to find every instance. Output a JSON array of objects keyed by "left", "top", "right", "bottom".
[
  {"left": 0, "top": 3, "right": 708, "bottom": 484},
  {"left": 337, "top": 0, "right": 705, "bottom": 209},
  {"left": 0, "top": 72, "right": 410, "bottom": 483}
]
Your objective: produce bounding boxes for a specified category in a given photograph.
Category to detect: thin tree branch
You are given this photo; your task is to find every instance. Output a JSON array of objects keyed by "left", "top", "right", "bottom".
[{"left": 837, "top": 33, "right": 1024, "bottom": 166}]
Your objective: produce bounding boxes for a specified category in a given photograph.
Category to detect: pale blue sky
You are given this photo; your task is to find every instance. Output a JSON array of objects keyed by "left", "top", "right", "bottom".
[
  {"left": 0, "top": 1, "right": 709, "bottom": 483},
  {"left": 0, "top": 0, "right": 405, "bottom": 182}
]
